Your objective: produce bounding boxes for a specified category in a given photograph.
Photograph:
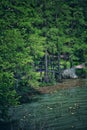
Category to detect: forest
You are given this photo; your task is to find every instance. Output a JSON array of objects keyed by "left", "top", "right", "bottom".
[{"left": 0, "top": 0, "right": 87, "bottom": 128}]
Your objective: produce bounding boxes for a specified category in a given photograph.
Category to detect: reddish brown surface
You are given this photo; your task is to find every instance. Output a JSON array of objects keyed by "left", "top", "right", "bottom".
[{"left": 38, "top": 79, "right": 86, "bottom": 94}]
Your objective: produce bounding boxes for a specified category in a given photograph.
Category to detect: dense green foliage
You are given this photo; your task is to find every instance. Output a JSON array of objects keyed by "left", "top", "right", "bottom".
[
  {"left": 0, "top": 72, "right": 19, "bottom": 121},
  {"left": 0, "top": 0, "right": 87, "bottom": 120}
]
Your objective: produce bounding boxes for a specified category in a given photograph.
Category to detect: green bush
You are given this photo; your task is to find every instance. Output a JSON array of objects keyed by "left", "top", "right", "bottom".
[
  {"left": 0, "top": 72, "right": 19, "bottom": 121},
  {"left": 17, "top": 79, "right": 41, "bottom": 103},
  {"left": 76, "top": 68, "right": 87, "bottom": 78}
]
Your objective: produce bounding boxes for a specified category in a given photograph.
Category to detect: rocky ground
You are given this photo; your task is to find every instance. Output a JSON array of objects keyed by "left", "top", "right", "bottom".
[{"left": 38, "top": 79, "right": 86, "bottom": 94}]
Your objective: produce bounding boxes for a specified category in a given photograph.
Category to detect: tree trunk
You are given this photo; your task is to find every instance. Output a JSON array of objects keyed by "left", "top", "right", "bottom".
[
  {"left": 51, "top": 54, "right": 55, "bottom": 79},
  {"left": 44, "top": 50, "right": 49, "bottom": 82},
  {"left": 57, "top": 51, "right": 62, "bottom": 82},
  {"left": 39, "top": 60, "right": 43, "bottom": 82},
  {"left": 69, "top": 55, "right": 73, "bottom": 68}
]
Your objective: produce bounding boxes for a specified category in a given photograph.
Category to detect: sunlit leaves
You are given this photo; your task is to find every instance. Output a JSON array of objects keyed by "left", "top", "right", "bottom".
[{"left": 29, "top": 33, "right": 45, "bottom": 58}]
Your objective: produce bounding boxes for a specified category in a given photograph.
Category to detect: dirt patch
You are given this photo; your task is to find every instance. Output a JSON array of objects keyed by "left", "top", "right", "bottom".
[{"left": 38, "top": 79, "right": 86, "bottom": 94}]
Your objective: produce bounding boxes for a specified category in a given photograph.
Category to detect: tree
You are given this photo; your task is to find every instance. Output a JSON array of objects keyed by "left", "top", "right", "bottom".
[
  {"left": 0, "top": 72, "right": 19, "bottom": 121},
  {"left": 0, "top": 0, "right": 87, "bottom": 122}
]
